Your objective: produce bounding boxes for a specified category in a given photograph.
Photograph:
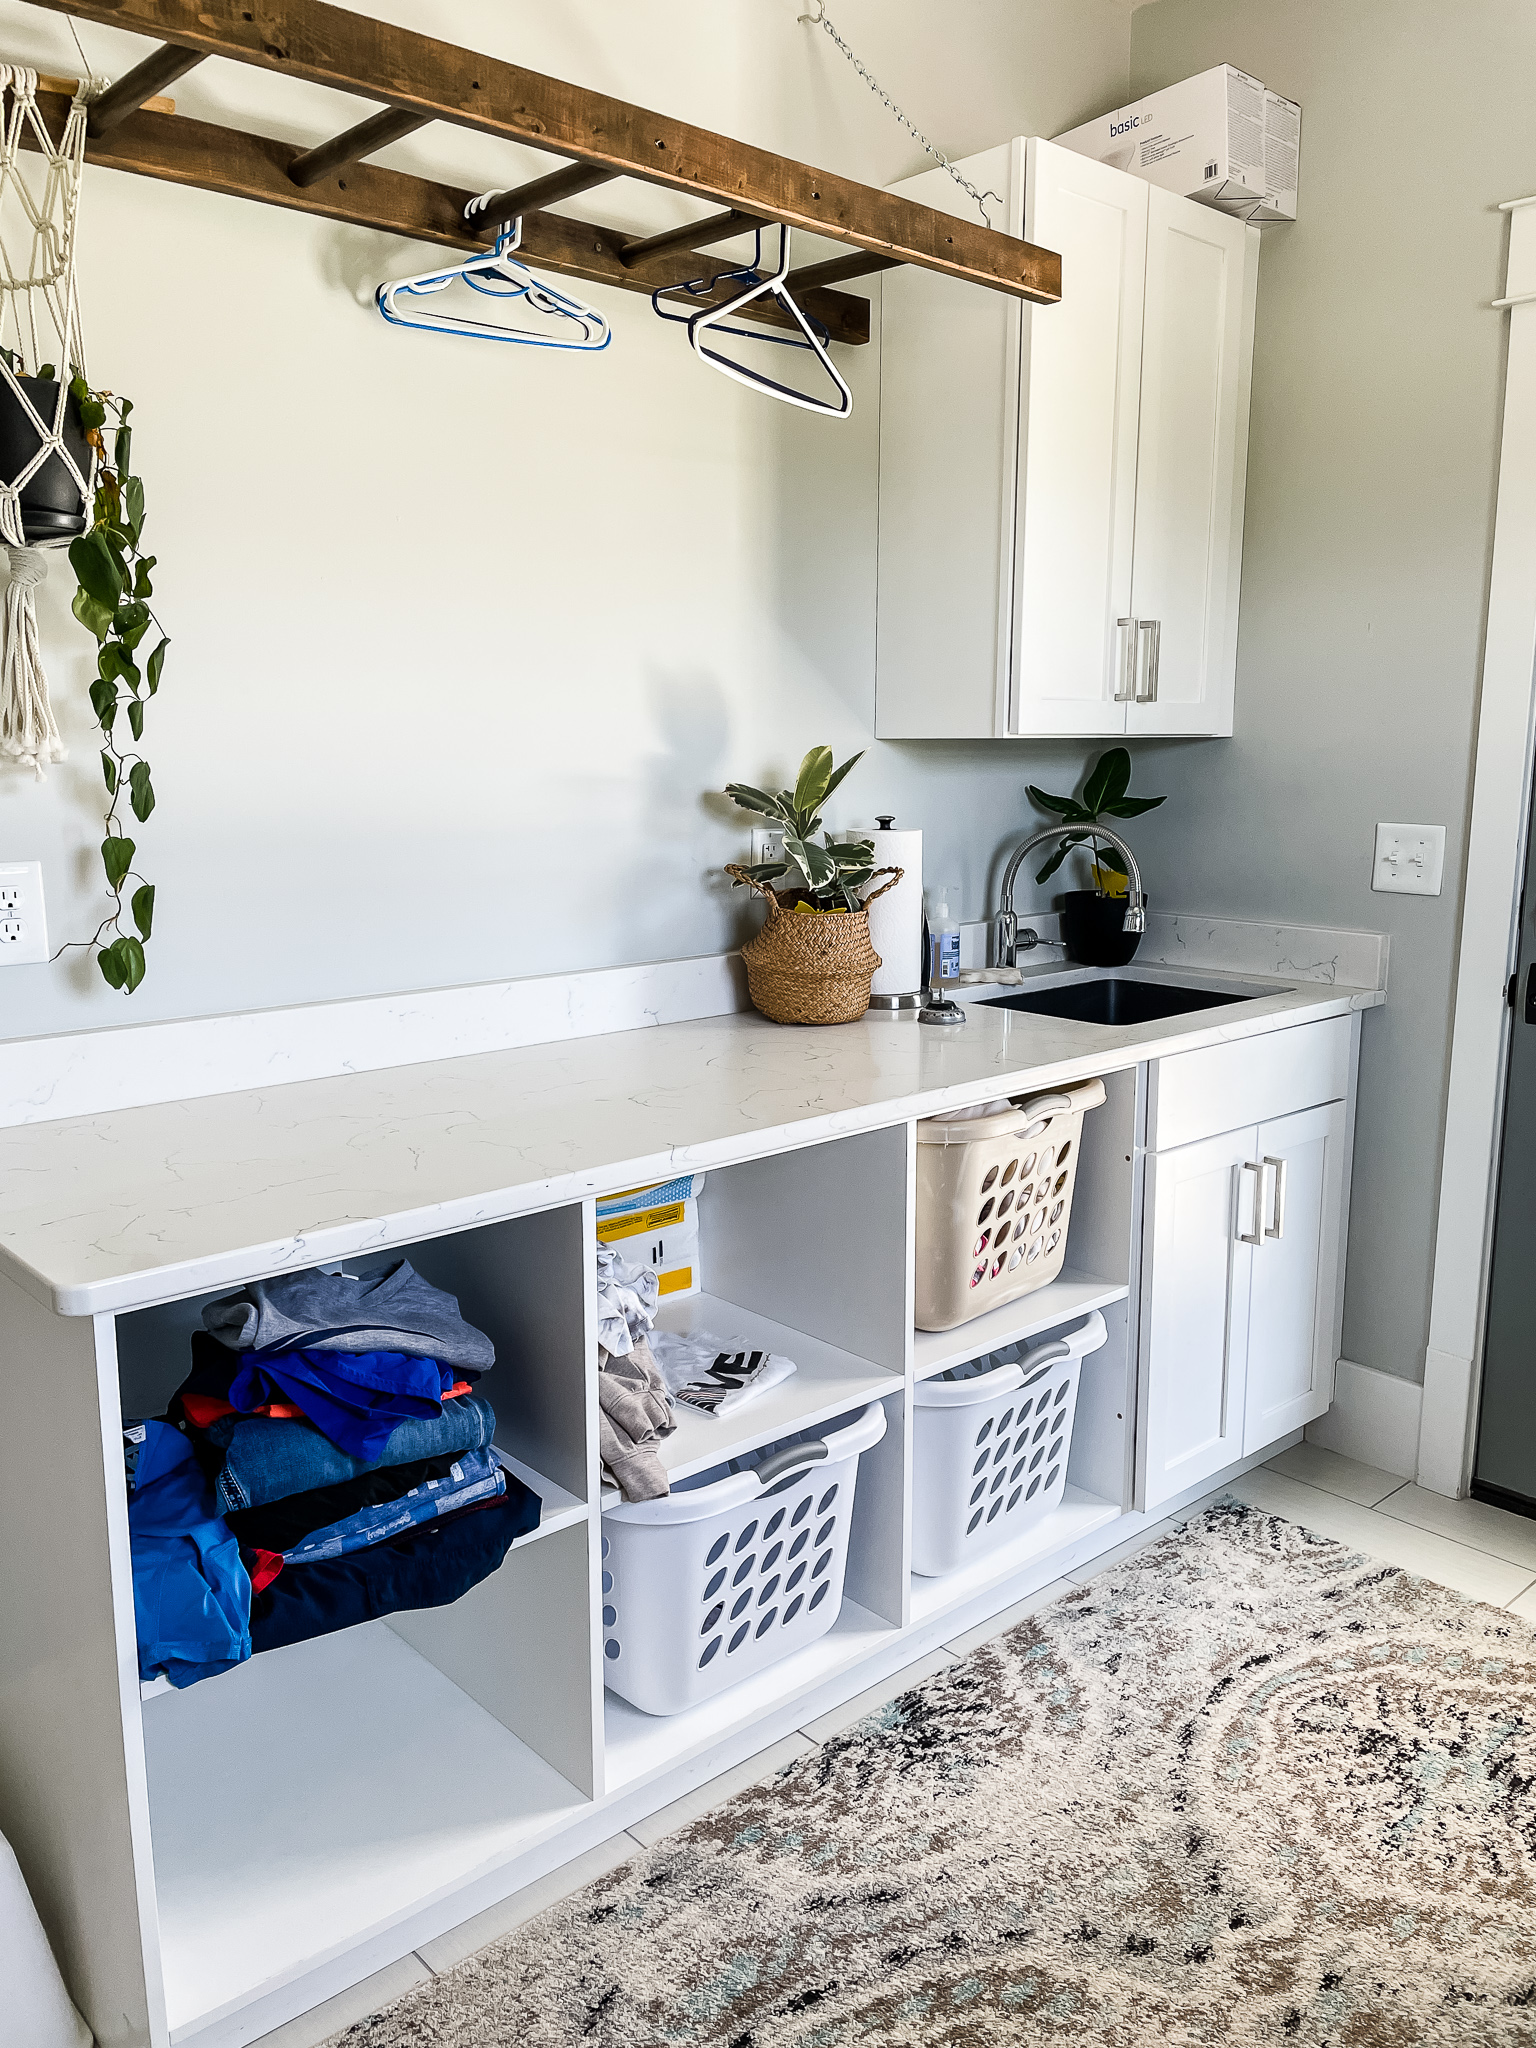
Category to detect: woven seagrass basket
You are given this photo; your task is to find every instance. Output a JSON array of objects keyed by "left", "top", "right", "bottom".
[{"left": 725, "top": 863, "right": 903, "bottom": 1025}]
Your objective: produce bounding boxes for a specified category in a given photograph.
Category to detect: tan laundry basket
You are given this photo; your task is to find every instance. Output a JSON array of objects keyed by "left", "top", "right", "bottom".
[{"left": 915, "top": 1079, "right": 1107, "bottom": 1332}]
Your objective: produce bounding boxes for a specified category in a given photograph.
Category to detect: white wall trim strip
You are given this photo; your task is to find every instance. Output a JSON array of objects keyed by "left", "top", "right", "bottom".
[
  {"left": 1307, "top": 1359, "right": 1424, "bottom": 1480},
  {"left": 1421, "top": 199, "right": 1536, "bottom": 1497}
]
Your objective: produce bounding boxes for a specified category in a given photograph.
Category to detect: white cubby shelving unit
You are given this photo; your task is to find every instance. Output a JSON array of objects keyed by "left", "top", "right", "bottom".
[{"left": 6, "top": 1070, "right": 1152, "bottom": 2048}]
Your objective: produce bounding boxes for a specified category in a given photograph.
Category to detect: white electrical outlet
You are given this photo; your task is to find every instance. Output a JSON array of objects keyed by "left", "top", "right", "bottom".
[
  {"left": 1372, "top": 823, "right": 1446, "bottom": 897},
  {"left": 0, "top": 860, "right": 48, "bottom": 964},
  {"left": 751, "top": 827, "right": 786, "bottom": 867}
]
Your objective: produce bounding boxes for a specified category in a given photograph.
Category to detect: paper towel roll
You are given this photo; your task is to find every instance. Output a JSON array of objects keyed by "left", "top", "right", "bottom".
[{"left": 865, "top": 827, "right": 923, "bottom": 995}]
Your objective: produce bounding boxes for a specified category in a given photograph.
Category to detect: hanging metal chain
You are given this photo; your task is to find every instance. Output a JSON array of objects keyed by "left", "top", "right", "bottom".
[{"left": 797, "top": 1, "right": 1002, "bottom": 227}]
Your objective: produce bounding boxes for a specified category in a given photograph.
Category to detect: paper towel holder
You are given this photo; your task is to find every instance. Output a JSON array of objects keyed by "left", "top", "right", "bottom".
[{"left": 867, "top": 816, "right": 926, "bottom": 1011}]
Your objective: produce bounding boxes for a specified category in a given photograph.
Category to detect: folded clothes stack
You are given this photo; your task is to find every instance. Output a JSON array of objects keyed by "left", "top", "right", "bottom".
[
  {"left": 596, "top": 1248, "right": 674, "bottom": 1504},
  {"left": 128, "top": 1261, "right": 541, "bottom": 1690}
]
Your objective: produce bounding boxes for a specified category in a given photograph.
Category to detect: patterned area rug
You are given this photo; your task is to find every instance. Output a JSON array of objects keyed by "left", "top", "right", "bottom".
[{"left": 337, "top": 1500, "right": 1536, "bottom": 2046}]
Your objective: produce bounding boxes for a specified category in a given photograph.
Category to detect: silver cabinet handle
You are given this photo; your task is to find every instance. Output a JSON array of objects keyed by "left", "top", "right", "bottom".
[
  {"left": 1114, "top": 617, "right": 1136, "bottom": 702},
  {"left": 1237, "top": 1160, "right": 1264, "bottom": 1245},
  {"left": 1263, "top": 1155, "right": 1287, "bottom": 1240},
  {"left": 1136, "top": 618, "right": 1161, "bottom": 703}
]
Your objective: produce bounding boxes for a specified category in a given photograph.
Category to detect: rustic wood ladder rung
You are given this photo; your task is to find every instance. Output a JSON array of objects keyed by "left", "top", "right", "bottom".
[{"left": 21, "top": 0, "right": 1063, "bottom": 344}]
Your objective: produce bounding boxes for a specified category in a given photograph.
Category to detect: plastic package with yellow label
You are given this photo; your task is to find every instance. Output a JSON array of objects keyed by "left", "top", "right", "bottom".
[{"left": 595, "top": 1174, "right": 706, "bottom": 1299}]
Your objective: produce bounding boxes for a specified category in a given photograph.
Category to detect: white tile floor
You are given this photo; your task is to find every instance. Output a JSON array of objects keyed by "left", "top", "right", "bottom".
[{"left": 264, "top": 1445, "right": 1536, "bottom": 2048}]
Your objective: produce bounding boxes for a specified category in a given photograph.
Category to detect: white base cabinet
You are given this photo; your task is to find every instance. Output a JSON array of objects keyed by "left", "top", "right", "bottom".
[
  {"left": 876, "top": 138, "right": 1258, "bottom": 741},
  {"left": 1139, "top": 1020, "right": 1358, "bottom": 1512}
]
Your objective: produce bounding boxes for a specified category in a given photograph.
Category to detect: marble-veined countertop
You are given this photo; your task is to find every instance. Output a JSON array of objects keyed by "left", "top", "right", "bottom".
[{"left": 0, "top": 968, "right": 1382, "bottom": 1318}]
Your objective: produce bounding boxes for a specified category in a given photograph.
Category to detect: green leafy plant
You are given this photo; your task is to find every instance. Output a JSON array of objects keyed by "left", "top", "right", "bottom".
[
  {"left": 1026, "top": 747, "right": 1164, "bottom": 892},
  {"left": 725, "top": 746, "right": 876, "bottom": 910},
  {"left": 66, "top": 381, "right": 167, "bottom": 993}
]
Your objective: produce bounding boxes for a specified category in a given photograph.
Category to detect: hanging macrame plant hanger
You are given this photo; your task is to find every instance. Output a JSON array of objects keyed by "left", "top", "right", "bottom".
[{"left": 0, "top": 64, "right": 97, "bottom": 778}]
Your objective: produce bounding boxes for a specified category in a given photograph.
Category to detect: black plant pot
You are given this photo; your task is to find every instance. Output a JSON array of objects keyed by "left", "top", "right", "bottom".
[
  {"left": 0, "top": 377, "right": 90, "bottom": 545},
  {"left": 1062, "top": 890, "right": 1146, "bottom": 968}
]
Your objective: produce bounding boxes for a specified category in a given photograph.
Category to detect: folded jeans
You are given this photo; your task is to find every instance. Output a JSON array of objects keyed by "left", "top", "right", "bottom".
[{"left": 201, "top": 1392, "right": 500, "bottom": 1513}]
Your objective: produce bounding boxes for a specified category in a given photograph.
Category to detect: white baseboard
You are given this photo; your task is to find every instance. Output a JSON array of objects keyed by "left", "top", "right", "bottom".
[{"left": 1306, "top": 1359, "right": 1423, "bottom": 1479}]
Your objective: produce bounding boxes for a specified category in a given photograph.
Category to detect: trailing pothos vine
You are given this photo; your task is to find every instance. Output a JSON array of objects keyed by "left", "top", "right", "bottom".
[{"left": 67, "top": 380, "right": 168, "bottom": 993}]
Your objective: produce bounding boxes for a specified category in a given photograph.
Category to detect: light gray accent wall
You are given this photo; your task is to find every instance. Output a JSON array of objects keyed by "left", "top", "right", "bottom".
[{"left": 1126, "top": 0, "right": 1536, "bottom": 1383}]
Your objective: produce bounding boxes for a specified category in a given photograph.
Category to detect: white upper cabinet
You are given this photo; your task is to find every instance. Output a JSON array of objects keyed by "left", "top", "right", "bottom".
[
  {"left": 1125, "top": 190, "right": 1258, "bottom": 736},
  {"left": 875, "top": 139, "right": 1259, "bottom": 741},
  {"left": 1010, "top": 143, "right": 1147, "bottom": 736}
]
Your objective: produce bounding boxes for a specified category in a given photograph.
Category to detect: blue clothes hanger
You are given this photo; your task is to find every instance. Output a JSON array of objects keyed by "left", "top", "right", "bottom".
[
  {"left": 376, "top": 203, "right": 612, "bottom": 351},
  {"left": 652, "top": 224, "right": 853, "bottom": 418}
]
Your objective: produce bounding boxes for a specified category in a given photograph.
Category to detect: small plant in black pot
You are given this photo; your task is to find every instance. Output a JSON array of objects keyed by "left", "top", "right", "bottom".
[{"left": 1026, "top": 748, "right": 1165, "bottom": 967}]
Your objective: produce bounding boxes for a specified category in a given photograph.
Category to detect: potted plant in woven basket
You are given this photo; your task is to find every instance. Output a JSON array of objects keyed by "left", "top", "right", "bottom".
[{"left": 724, "top": 747, "right": 902, "bottom": 1025}]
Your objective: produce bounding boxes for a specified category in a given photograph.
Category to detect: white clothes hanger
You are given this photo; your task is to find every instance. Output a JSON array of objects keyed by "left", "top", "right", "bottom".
[
  {"left": 670, "top": 223, "right": 852, "bottom": 419},
  {"left": 375, "top": 202, "right": 611, "bottom": 351}
]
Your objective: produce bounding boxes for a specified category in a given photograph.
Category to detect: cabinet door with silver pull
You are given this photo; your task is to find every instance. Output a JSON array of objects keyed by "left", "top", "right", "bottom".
[
  {"left": 1124, "top": 189, "right": 1256, "bottom": 738},
  {"left": 1241, "top": 1099, "right": 1347, "bottom": 1454}
]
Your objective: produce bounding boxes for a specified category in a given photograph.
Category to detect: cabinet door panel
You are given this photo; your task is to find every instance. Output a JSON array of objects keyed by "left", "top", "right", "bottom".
[
  {"left": 1243, "top": 1100, "right": 1346, "bottom": 1453},
  {"left": 876, "top": 143, "right": 1023, "bottom": 739},
  {"left": 1126, "top": 194, "right": 1256, "bottom": 738},
  {"left": 1010, "top": 138, "right": 1147, "bottom": 737},
  {"left": 1141, "top": 1126, "right": 1255, "bottom": 1511}
]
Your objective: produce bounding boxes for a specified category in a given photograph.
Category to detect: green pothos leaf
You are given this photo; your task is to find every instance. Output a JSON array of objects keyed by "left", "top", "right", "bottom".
[
  {"left": 70, "top": 527, "right": 122, "bottom": 608},
  {"left": 101, "top": 833, "right": 135, "bottom": 892},
  {"left": 89, "top": 677, "right": 117, "bottom": 731},
  {"left": 100, "top": 749, "right": 116, "bottom": 794},
  {"left": 97, "top": 942, "right": 126, "bottom": 990},
  {"left": 128, "top": 760, "right": 154, "bottom": 820},
  {"left": 126, "top": 699, "right": 144, "bottom": 743},
  {"left": 130, "top": 883, "right": 154, "bottom": 940},
  {"left": 145, "top": 637, "right": 167, "bottom": 694},
  {"left": 72, "top": 584, "right": 113, "bottom": 642}
]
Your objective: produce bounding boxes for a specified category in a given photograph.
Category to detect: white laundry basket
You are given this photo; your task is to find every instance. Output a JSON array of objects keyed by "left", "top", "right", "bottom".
[
  {"left": 915, "top": 1079, "right": 1107, "bottom": 1331},
  {"left": 911, "top": 1313, "right": 1107, "bottom": 1577},
  {"left": 601, "top": 1401, "right": 887, "bottom": 1717}
]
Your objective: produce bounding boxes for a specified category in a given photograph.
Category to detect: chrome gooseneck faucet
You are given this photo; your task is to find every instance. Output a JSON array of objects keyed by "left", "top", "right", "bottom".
[{"left": 993, "top": 826, "right": 1146, "bottom": 968}]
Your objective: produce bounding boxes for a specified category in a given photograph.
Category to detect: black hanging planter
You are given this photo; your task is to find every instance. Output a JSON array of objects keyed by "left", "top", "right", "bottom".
[
  {"left": 1062, "top": 890, "right": 1147, "bottom": 968},
  {"left": 0, "top": 377, "right": 90, "bottom": 544}
]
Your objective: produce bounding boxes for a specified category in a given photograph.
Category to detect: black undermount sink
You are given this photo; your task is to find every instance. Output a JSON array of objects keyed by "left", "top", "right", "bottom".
[{"left": 976, "top": 977, "right": 1266, "bottom": 1027}]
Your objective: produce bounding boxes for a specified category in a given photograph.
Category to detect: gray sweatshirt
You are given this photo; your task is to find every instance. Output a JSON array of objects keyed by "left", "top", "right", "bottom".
[{"left": 203, "top": 1261, "right": 495, "bottom": 1369}]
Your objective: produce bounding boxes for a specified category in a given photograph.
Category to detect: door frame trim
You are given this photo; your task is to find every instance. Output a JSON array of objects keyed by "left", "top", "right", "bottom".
[{"left": 1421, "top": 195, "right": 1536, "bottom": 1496}]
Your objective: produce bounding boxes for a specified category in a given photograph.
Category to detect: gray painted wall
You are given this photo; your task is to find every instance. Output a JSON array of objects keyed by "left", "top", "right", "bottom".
[{"left": 1125, "top": 0, "right": 1534, "bottom": 1385}]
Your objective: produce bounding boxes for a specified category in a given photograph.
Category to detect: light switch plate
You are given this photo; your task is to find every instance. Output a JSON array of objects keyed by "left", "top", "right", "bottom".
[
  {"left": 1372, "top": 823, "right": 1446, "bottom": 896},
  {"left": 0, "top": 860, "right": 48, "bottom": 964}
]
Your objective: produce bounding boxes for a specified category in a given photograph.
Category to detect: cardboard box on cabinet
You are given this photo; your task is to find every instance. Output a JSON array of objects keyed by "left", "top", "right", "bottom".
[{"left": 1055, "top": 63, "right": 1300, "bottom": 224}]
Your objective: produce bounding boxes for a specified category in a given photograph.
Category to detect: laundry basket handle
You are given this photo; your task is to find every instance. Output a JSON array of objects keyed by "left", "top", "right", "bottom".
[
  {"left": 753, "top": 1440, "right": 830, "bottom": 1490},
  {"left": 1012, "top": 1092, "right": 1073, "bottom": 1119}
]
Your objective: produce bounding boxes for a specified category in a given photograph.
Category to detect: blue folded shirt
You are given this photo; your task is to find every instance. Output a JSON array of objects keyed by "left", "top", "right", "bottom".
[
  {"left": 126, "top": 1419, "right": 251, "bottom": 1689},
  {"left": 186, "top": 1330, "right": 459, "bottom": 1461}
]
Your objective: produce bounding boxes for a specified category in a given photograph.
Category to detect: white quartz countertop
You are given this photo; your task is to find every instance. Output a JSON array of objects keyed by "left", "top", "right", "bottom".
[{"left": 0, "top": 970, "right": 1382, "bottom": 1318}]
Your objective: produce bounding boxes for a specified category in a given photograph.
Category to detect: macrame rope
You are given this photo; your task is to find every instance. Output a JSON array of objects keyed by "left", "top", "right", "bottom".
[{"left": 0, "top": 65, "right": 98, "bottom": 777}]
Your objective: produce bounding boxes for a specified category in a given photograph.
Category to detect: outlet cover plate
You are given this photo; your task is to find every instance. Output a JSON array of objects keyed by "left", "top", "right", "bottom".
[
  {"left": 1372, "top": 823, "right": 1445, "bottom": 896},
  {"left": 751, "top": 827, "right": 786, "bottom": 868},
  {"left": 0, "top": 859, "right": 48, "bottom": 964}
]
